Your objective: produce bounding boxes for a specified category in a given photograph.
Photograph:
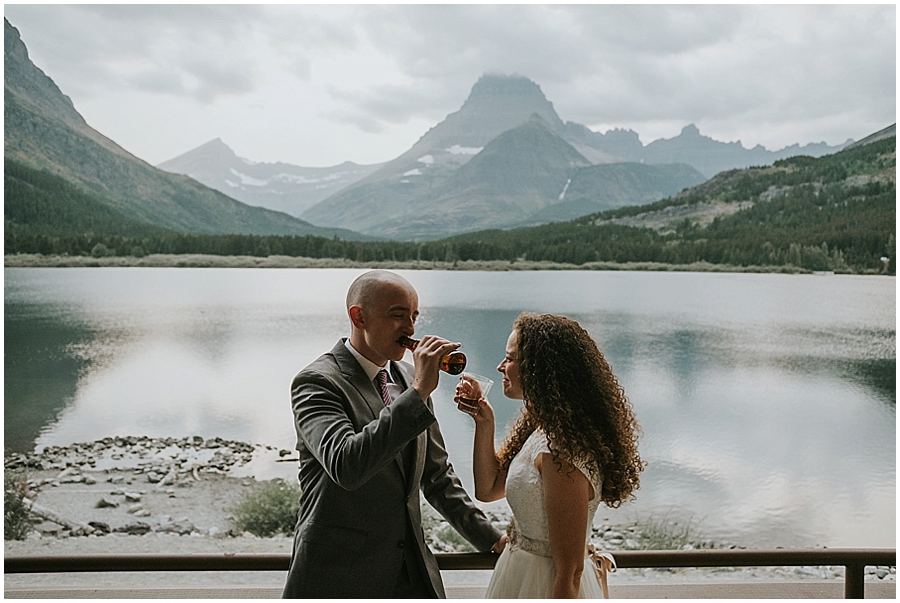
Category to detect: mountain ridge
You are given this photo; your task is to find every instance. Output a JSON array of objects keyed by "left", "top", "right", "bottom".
[
  {"left": 298, "top": 73, "right": 849, "bottom": 238},
  {"left": 305, "top": 112, "right": 706, "bottom": 239},
  {"left": 157, "top": 138, "right": 383, "bottom": 218},
  {"left": 439, "top": 133, "right": 895, "bottom": 272}
]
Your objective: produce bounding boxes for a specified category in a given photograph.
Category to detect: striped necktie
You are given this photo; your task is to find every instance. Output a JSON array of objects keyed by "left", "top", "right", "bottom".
[{"left": 375, "top": 369, "right": 392, "bottom": 407}]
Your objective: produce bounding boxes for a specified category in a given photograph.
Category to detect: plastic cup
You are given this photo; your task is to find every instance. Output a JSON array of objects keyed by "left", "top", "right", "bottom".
[{"left": 459, "top": 372, "right": 493, "bottom": 400}]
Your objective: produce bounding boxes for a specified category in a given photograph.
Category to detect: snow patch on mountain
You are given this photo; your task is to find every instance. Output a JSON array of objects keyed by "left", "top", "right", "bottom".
[
  {"left": 228, "top": 168, "right": 267, "bottom": 187},
  {"left": 446, "top": 145, "right": 483, "bottom": 155},
  {"left": 558, "top": 178, "right": 571, "bottom": 201}
]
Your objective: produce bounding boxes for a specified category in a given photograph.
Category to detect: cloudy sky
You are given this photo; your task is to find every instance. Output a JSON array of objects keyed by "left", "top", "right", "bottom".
[{"left": 5, "top": 4, "right": 896, "bottom": 168}]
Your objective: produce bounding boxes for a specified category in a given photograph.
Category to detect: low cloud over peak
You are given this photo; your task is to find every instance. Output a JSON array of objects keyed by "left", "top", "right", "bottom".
[{"left": 5, "top": 4, "right": 894, "bottom": 167}]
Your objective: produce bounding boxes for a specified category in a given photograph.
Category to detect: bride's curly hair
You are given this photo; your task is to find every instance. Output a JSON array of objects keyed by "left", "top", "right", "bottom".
[{"left": 496, "top": 313, "right": 644, "bottom": 507}]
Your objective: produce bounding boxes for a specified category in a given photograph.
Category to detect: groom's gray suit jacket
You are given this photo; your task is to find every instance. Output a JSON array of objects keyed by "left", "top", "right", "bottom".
[{"left": 282, "top": 339, "right": 501, "bottom": 598}]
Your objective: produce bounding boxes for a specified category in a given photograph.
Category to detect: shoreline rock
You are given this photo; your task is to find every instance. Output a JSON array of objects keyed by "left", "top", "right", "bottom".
[
  {"left": 6, "top": 435, "right": 273, "bottom": 475},
  {"left": 5, "top": 436, "right": 290, "bottom": 539}
]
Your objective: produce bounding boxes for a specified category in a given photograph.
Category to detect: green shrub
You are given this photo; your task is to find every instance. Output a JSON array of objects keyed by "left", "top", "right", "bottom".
[
  {"left": 5, "top": 472, "right": 35, "bottom": 540},
  {"left": 90, "top": 243, "right": 111, "bottom": 258},
  {"left": 228, "top": 479, "right": 301, "bottom": 537},
  {"left": 433, "top": 523, "right": 476, "bottom": 552},
  {"left": 627, "top": 513, "right": 709, "bottom": 550}
]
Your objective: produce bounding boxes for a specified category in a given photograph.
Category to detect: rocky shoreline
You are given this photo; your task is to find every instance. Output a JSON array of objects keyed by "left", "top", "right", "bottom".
[
  {"left": 5, "top": 436, "right": 288, "bottom": 539},
  {"left": 5, "top": 437, "right": 895, "bottom": 587},
  {"left": 4, "top": 253, "right": 831, "bottom": 274}
]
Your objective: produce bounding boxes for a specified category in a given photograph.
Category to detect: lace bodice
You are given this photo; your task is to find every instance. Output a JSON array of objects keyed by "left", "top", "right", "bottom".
[{"left": 504, "top": 429, "right": 604, "bottom": 556}]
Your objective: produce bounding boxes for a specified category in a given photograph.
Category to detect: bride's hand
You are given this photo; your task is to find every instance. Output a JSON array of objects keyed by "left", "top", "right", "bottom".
[{"left": 455, "top": 377, "right": 494, "bottom": 423}]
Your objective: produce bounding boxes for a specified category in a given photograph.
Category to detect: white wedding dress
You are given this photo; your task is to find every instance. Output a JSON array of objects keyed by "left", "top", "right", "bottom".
[{"left": 485, "top": 429, "right": 607, "bottom": 598}]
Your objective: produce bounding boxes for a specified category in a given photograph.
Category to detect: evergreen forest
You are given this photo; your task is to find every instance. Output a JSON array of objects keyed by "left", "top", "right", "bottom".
[{"left": 5, "top": 137, "right": 895, "bottom": 275}]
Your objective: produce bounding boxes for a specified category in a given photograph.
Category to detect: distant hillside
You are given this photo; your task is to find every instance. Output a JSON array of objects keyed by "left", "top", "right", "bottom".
[
  {"left": 156, "top": 139, "right": 383, "bottom": 217},
  {"left": 523, "top": 162, "right": 706, "bottom": 225},
  {"left": 438, "top": 116, "right": 592, "bottom": 209},
  {"left": 845, "top": 124, "right": 895, "bottom": 150},
  {"left": 442, "top": 133, "right": 894, "bottom": 272},
  {"left": 19, "top": 134, "right": 891, "bottom": 274},
  {"left": 5, "top": 159, "right": 172, "bottom": 238},
  {"left": 4, "top": 18, "right": 369, "bottom": 240},
  {"left": 379, "top": 116, "right": 593, "bottom": 239}
]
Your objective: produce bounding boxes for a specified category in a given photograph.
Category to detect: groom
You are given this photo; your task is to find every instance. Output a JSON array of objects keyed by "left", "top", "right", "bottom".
[{"left": 282, "top": 270, "right": 504, "bottom": 598}]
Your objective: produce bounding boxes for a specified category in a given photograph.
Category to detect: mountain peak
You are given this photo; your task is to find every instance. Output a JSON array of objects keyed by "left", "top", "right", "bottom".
[
  {"left": 460, "top": 74, "right": 559, "bottom": 125},
  {"left": 681, "top": 124, "right": 701, "bottom": 137},
  {"left": 158, "top": 138, "right": 237, "bottom": 169},
  {"left": 409, "top": 73, "right": 564, "bottom": 152},
  {"left": 5, "top": 18, "right": 84, "bottom": 131},
  {"left": 198, "top": 137, "right": 235, "bottom": 155},
  {"left": 467, "top": 73, "right": 547, "bottom": 100}
]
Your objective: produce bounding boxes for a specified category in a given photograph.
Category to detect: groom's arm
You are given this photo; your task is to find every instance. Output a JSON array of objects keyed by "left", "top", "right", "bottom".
[
  {"left": 418, "top": 399, "right": 503, "bottom": 551},
  {"left": 292, "top": 369, "right": 434, "bottom": 490}
]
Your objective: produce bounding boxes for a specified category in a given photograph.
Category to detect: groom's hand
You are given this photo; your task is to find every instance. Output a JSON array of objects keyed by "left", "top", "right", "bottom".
[{"left": 411, "top": 335, "right": 460, "bottom": 401}]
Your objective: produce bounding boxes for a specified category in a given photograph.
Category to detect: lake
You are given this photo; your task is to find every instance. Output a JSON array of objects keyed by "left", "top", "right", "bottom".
[{"left": 4, "top": 267, "right": 895, "bottom": 549}]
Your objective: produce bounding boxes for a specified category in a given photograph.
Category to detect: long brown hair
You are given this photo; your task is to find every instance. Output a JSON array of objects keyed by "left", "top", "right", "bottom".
[{"left": 496, "top": 313, "right": 644, "bottom": 507}]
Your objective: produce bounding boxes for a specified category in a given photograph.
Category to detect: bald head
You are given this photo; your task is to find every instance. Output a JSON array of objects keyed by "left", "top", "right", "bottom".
[
  {"left": 346, "top": 270, "right": 419, "bottom": 365},
  {"left": 346, "top": 270, "right": 415, "bottom": 311}
]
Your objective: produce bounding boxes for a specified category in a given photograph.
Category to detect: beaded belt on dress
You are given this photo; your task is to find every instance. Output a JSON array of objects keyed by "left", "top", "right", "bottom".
[
  {"left": 506, "top": 517, "right": 617, "bottom": 599},
  {"left": 506, "top": 517, "right": 552, "bottom": 557}
]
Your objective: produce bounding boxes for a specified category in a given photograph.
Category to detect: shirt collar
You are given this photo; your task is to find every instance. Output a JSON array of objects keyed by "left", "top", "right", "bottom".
[{"left": 344, "top": 339, "right": 394, "bottom": 383}]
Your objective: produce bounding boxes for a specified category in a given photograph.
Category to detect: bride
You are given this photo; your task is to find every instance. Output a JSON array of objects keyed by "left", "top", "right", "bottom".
[{"left": 456, "top": 312, "right": 644, "bottom": 598}]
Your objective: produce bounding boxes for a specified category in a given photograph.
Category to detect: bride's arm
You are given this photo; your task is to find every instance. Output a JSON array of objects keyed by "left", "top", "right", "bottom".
[
  {"left": 540, "top": 452, "right": 592, "bottom": 598},
  {"left": 456, "top": 378, "right": 507, "bottom": 501},
  {"left": 470, "top": 397, "right": 507, "bottom": 502}
]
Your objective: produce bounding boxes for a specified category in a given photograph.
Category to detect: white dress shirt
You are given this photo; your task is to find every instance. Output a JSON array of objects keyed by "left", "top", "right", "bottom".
[{"left": 344, "top": 340, "right": 404, "bottom": 403}]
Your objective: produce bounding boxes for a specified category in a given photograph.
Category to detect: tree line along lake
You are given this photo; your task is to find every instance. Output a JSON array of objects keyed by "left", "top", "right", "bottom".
[{"left": 4, "top": 267, "right": 895, "bottom": 549}]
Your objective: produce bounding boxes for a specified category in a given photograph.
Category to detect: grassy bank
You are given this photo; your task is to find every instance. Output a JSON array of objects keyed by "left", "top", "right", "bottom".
[{"left": 5, "top": 253, "right": 873, "bottom": 274}]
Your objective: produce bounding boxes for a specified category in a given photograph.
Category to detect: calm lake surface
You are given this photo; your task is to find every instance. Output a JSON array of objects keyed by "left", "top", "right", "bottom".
[{"left": 4, "top": 268, "right": 895, "bottom": 549}]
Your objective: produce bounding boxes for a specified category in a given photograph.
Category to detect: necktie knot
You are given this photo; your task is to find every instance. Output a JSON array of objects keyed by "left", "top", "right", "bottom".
[{"left": 375, "top": 369, "right": 392, "bottom": 407}]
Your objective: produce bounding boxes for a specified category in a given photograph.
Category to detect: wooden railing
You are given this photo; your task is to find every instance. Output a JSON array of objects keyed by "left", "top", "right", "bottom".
[{"left": 5, "top": 548, "right": 895, "bottom": 599}]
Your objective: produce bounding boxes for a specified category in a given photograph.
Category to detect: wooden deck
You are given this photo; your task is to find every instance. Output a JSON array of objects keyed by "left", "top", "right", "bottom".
[{"left": 5, "top": 582, "right": 896, "bottom": 599}]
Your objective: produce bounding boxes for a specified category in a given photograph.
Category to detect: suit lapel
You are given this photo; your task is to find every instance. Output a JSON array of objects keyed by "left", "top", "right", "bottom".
[
  {"left": 334, "top": 341, "right": 386, "bottom": 421},
  {"left": 334, "top": 341, "right": 411, "bottom": 483}
]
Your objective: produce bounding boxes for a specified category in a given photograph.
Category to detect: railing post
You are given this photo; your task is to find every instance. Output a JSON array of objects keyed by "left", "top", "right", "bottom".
[{"left": 844, "top": 562, "right": 865, "bottom": 599}]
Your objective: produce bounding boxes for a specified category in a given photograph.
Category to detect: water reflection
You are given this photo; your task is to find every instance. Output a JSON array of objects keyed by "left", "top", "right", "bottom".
[
  {"left": 4, "top": 305, "right": 96, "bottom": 453},
  {"left": 3, "top": 268, "right": 895, "bottom": 549},
  {"left": 843, "top": 357, "right": 895, "bottom": 403}
]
